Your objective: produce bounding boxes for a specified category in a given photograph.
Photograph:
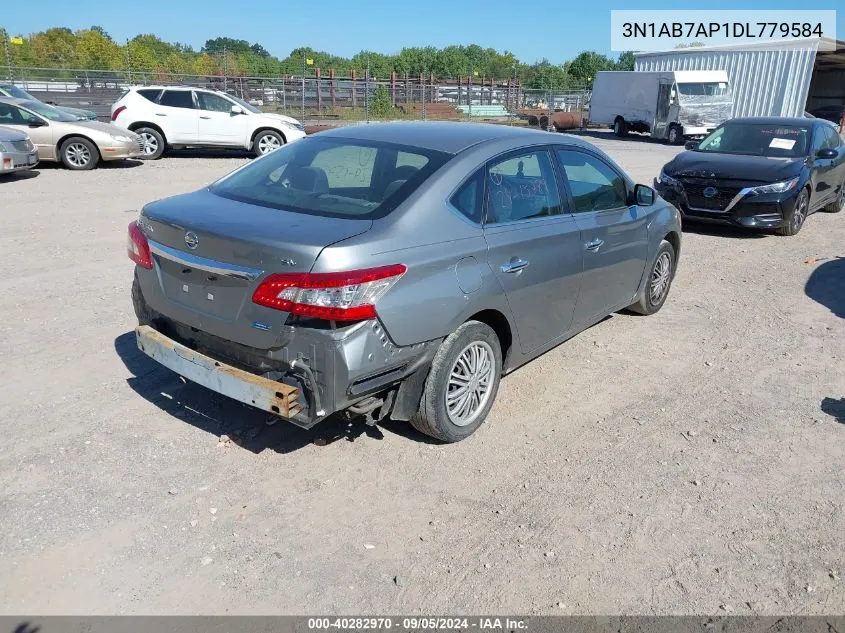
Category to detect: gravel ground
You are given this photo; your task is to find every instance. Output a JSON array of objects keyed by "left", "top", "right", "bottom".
[{"left": 0, "top": 131, "right": 843, "bottom": 615}]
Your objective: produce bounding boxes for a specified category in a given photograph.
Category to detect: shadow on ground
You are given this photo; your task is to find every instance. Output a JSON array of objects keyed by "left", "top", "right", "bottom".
[
  {"left": 0, "top": 170, "right": 39, "bottom": 182},
  {"left": 681, "top": 220, "right": 769, "bottom": 240},
  {"left": 805, "top": 256, "right": 845, "bottom": 319},
  {"left": 567, "top": 128, "right": 673, "bottom": 146},
  {"left": 114, "top": 332, "right": 437, "bottom": 453},
  {"left": 820, "top": 397, "right": 845, "bottom": 424}
]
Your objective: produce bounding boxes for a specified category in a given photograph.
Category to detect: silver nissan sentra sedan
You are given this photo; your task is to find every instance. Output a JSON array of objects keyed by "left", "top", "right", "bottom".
[{"left": 130, "top": 122, "right": 681, "bottom": 442}]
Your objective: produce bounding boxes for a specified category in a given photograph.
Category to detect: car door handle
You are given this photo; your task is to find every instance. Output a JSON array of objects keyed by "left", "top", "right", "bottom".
[
  {"left": 501, "top": 259, "right": 530, "bottom": 273},
  {"left": 155, "top": 113, "right": 167, "bottom": 116},
  {"left": 200, "top": 115, "right": 211, "bottom": 119},
  {"left": 585, "top": 239, "right": 604, "bottom": 251}
]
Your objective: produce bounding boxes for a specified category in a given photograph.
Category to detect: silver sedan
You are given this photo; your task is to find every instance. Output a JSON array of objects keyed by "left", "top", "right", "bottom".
[{"left": 0, "top": 125, "right": 38, "bottom": 175}]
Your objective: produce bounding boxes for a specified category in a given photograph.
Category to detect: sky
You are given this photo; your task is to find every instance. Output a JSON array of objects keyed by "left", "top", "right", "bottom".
[{"left": 3, "top": 0, "right": 843, "bottom": 63}]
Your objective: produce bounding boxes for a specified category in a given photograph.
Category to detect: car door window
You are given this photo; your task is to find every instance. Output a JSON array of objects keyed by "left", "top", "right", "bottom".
[
  {"left": 0, "top": 102, "right": 28, "bottom": 124},
  {"left": 159, "top": 90, "right": 195, "bottom": 109},
  {"left": 196, "top": 91, "right": 233, "bottom": 113},
  {"left": 556, "top": 149, "right": 628, "bottom": 212},
  {"left": 450, "top": 169, "right": 484, "bottom": 223},
  {"left": 485, "top": 150, "right": 561, "bottom": 223},
  {"left": 822, "top": 126, "right": 840, "bottom": 150},
  {"left": 137, "top": 88, "right": 162, "bottom": 102}
]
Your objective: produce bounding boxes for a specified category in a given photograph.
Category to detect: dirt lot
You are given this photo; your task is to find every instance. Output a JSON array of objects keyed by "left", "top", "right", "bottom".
[{"left": 1, "top": 132, "right": 843, "bottom": 615}]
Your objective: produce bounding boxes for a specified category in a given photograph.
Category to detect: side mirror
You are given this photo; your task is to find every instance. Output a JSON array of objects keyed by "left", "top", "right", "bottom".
[
  {"left": 28, "top": 119, "right": 47, "bottom": 128},
  {"left": 634, "top": 183, "right": 656, "bottom": 206},
  {"left": 816, "top": 148, "right": 837, "bottom": 159},
  {"left": 684, "top": 140, "right": 698, "bottom": 150},
  {"left": 230, "top": 105, "right": 244, "bottom": 115}
]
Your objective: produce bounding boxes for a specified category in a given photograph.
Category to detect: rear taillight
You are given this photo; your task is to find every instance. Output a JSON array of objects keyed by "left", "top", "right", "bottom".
[
  {"left": 111, "top": 105, "right": 126, "bottom": 121},
  {"left": 127, "top": 221, "right": 152, "bottom": 269},
  {"left": 252, "top": 264, "right": 406, "bottom": 321}
]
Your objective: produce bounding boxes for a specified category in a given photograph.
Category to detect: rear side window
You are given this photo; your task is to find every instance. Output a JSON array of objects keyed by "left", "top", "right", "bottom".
[
  {"left": 556, "top": 149, "right": 628, "bottom": 212},
  {"left": 450, "top": 170, "right": 484, "bottom": 223},
  {"left": 485, "top": 150, "right": 562, "bottom": 223},
  {"left": 137, "top": 88, "right": 162, "bottom": 103},
  {"left": 212, "top": 137, "right": 450, "bottom": 219},
  {"left": 159, "top": 90, "right": 194, "bottom": 109}
]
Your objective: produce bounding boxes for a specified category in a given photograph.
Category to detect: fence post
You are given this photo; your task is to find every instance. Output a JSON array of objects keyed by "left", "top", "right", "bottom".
[
  {"left": 351, "top": 68, "right": 357, "bottom": 109},
  {"left": 391, "top": 71, "right": 396, "bottom": 106},
  {"left": 330, "top": 68, "right": 336, "bottom": 109},
  {"left": 316, "top": 67, "right": 322, "bottom": 114},
  {"left": 300, "top": 56, "right": 305, "bottom": 121},
  {"left": 422, "top": 70, "right": 426, "bottom": 121},
  {"left": 3, "top": 32, "right": 12, "bottom": 81},
  {"left": 365, "top": 63, "right": 370, "bottom": 123}
]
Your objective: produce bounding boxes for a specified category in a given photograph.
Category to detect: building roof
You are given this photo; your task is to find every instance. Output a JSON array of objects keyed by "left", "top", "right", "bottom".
[
  {"left": 634, "top": 37, "right": 844, "bottom": 57},
  {"left": 316, "top": 121, "right": 576, "bottom": 154}
]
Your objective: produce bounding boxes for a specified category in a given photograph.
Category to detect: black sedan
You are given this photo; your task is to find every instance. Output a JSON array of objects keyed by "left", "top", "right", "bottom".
[{"left": 655, "top": 117, "right": 845, "bottom": 236}]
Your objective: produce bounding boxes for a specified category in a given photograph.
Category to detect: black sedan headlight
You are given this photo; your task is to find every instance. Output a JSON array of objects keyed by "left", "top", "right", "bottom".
[{"left": 656, "top": 169, "right": 679, "bottom": 187}]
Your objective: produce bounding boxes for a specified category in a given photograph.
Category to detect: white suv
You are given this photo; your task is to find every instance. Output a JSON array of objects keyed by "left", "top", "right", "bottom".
[{"left": 110, "top": 86, "right": 306, "bottom": 159}]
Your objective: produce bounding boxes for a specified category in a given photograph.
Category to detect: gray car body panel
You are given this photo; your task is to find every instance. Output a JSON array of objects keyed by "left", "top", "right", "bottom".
[{"left": 133, "top": 122, "right": 681, "bottom": 422}]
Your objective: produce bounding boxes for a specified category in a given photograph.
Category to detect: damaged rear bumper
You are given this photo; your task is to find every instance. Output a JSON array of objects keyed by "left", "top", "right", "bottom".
[{"left": 136, "top": 325, "right": 302, "bottom": 418}]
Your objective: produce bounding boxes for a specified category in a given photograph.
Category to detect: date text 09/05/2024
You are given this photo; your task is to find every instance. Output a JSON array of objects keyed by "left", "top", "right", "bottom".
[
  {"left": 307, "top": 617, "right": 528, "bottom": 630},
  {"left": 622, "top": 22, "right": 824, "bottom": 39}
]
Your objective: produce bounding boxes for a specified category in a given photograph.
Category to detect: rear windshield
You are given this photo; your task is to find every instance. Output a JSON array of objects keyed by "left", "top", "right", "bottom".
[
  {"left": 0, "top": 84, "right": 33, "bottom": 99},
  {"left": 211, "top": 137, "right": 451, "bottom": 219},
  {"left": 696, "top": 123, "right": 811, "bottom": 158}
]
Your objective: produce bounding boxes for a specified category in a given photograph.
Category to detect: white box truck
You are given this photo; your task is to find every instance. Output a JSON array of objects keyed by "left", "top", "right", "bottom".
[{"left": 588, "top": 70, "right": 733, "bottom": 144}]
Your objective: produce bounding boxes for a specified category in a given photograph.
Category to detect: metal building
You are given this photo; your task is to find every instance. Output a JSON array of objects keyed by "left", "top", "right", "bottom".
[{"left": 635, "top": 38, "right": 845, "bottom": 118}]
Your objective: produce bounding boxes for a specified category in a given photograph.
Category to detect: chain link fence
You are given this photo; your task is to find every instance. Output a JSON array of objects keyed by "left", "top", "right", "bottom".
[{"left": 3, "top": 65, "right": 589, "bottom": 128}]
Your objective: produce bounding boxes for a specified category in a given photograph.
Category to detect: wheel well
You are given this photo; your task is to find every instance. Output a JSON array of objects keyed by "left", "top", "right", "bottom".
[
  {"left": 55, "top": 133, "right": 97, "bottom": 156},
  {"left": 664, "top": 230, "right": 681, "bottom": 259},
  {"left": 467, "top": 309, "right": 513, "bottom": 364},
  {"left": 128, "top": 121, "right": 166, "bottom": 142},
  {"left": 251, "top": 126, "right": 286, "bottom": 146}
]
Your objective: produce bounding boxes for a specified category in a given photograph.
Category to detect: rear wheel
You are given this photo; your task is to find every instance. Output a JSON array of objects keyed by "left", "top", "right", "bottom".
[
  {"left": 59, "top": 137, "right": 99, "bottom": 170},
  {"left": 613, "top": 118, "right": 628, "bottom": 137},
  {"left": 667, "top": 125, "right": 682, "bottom": 145},
  {"left": 824, "top": 179, "right": 845, "bottom": 213},
  {"left": 778, "top": 188, "right": 809, "bottom": 236},
  {"left": 253, "top": 130, "right": 284, "bottom": 156},
  {"left": 628, "top": 239, "right": 676, "bottom": 315},
  {"left": 410, "top": 321, "right": 502, "bottom": 443},
  {"left": 136, "top": 127, "right": 165, "bottom": 160}
]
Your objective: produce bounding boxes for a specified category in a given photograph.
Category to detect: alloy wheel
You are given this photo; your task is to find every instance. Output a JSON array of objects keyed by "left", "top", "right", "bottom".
[
  {"left": 140, "top": 133, "right": 158, "bottom": 155},
  {"left": 65, "top": 142, "right": 91, "bottom": 167},
  {"left": 792, "top": 192, "right": 808, "bottom": 231},
  {"left": 650, "top": 252, "right": 672, "bottom": 303},
  {"left": 445, "top": 341, "right": 495, "bottom": 427},
  {"left": 257, "top": 134, "right": 281, "bottom": 154}
]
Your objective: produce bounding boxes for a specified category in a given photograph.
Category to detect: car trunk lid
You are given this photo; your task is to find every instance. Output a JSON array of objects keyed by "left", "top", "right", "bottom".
[{"left": 139, "top": 188, "right": 372, "bottom": 348}]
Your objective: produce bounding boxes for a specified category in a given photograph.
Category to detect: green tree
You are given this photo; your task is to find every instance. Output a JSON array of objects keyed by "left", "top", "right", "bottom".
[
  {"left": 615, "top": 51, "right": 636, "bottom": 70},
  {"left": 370, "top": 84, "right": 393, "bottom": 118},
  {"left": 567, "top": 50, "right": 617, "bottom": 81},
  {"left": 76, "top": 28, "right": 122, "bottom": 70}
]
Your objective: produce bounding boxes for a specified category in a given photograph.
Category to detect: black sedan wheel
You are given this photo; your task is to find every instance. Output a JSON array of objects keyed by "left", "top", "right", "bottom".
[
  {"left": 778, "top": 188, "right": 809, "bottom": 236},
  {"left": 825, "top": 179, "right": 845, "bottom": 213}
]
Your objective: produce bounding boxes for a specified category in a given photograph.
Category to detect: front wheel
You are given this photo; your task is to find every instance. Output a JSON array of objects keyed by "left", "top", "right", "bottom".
[
  {"left": 777, "top": 188, "right": 809, "bottom": 236},
  {"left": 253, "top": 130, "right": 284, "bottom": 156},
  {"left": 410, "top": 321, "right": 502, "bottom": 443},
  {"left": 628, "top": 239, "right": 676, "bottom": 315},
  {"left": 59, "top": 137, "right": 99, "bottom": 170}
]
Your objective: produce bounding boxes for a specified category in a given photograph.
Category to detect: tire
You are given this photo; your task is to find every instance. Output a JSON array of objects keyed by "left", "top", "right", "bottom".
[
  {"left": 252, "top": 129, "right": 284, "bottom": 157},
  {"left": 777, "top": 188, "right": 809, "bottom": 236},
  {"left": 667, "top": 125, "right": 682, "bottom": 145},
  {"left": 613, "top": 118, "right": 628, "bottom": 137},
  {"left": 628, "top": 239, "right": 676, "bottom": 315},
  {"left": 410, "top": 321, "right": 502, "bottom": 443},
  {"left": 59, "top": 137, "right": 99, "bottom": 170},
  {"left": 135, "top": 127, "right": 165, "bottom": 160},
  {"left": 824, "top": 179, "right": 845, "bottom": 213}
]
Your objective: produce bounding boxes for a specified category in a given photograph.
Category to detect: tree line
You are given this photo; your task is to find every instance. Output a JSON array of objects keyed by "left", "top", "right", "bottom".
[{"left": 0, "top": 26, "right": 635, "bottom": 89}]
